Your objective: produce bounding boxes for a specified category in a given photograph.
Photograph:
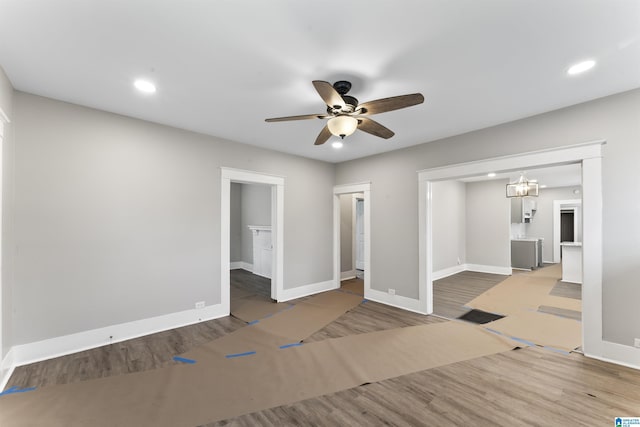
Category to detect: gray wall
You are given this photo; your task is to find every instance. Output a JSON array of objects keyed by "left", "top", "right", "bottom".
[
  {"left": 229, "top": 183, "right": 271, "bottom": 266},
  {"left": 0, "top": 66, "right": 14, "bottom": 359},
  {"left": 335, "top": 88, "right": 640, "bottom": 347},
  {"left": 340, "top": 194, "right": 353, "bottom": 273},
  {"left": 240, "top": 184, "right": 271, "bottom": 265},
  {"left": 431, "top": 180, "right": 466, "bottom": 272},
  {"left": 525, "top": 186, "right": 582, "bottom": 262},
  {"left": 465, "top": 180, "right": 511, "bottom": 269},
  {"left": 12, "top": 92, "right": 335, "bottom": 345},
  {"left": 230, "top": 183, "right": 242, "bottom": 263}
]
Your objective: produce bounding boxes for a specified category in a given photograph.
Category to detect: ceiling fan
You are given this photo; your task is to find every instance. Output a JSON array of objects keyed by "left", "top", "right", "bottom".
[{"left": 265, "top": 80, "right": 424, "bottom": 146}]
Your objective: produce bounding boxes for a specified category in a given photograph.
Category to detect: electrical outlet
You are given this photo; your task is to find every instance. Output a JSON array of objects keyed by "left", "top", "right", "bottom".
[
  {"left": 388, "top": 288, "right": 395, "bottom": 296},
  {"left": 634, "top": 338, "right": 640, "bottom": 348},
  {"left": 195, "top": 301, "right": 205, "bottom": 309}
]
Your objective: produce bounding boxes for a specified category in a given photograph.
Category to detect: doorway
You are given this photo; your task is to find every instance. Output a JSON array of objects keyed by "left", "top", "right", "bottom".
[
  {"left": 418, "top": 140, "right": 605, "bottom": 356},
  {"left": 553, "top": 200, "right": 581, "bottom": 263},
  {"left": 333, "top": 183, "right": 371, "bottom": 296},
  {"left": 220, "top": 168, "right": 284, "bottom": 314},
  {"left": 560, "top": 210, "right": 575, "bottom": 243}
]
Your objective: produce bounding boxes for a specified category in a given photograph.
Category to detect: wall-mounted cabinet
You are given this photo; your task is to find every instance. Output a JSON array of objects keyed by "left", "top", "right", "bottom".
[{"left": 511, "top": 197, "right": 537, "bottom": 223}]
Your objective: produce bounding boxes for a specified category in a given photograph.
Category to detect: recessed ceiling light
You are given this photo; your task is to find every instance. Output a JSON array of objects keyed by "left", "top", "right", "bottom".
[
  {"left": 567, "top": 60, "right": 596, "bottom": 76},
  {"left": 331, "top": 141, "right": 344, "bottom": 149},
  {"left": 487, "top": 172, "right": 496, "bottom": 177},
  {"left": 134, "top": 79, "right": 156, "bottom": 93}
]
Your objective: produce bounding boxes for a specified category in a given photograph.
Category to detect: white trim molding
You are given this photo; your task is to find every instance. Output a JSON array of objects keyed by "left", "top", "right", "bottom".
[
  {"left": 432, "top": 265, "right": 466, "bottom": 281},
  {"left": 0, "top": 303, "right": 228, "bottom": 389},
  {"left": 221, "top": 167, "right": 285, "bottom": 307},
  {"left": 230, "top": 261, "right": 253, "bottom": 271},
  {"left": 278, "top": 280, "right": 337, "bottom": 302},
  {"left": 365, "top": 288, "right": 425, "bottom": 315},
  {"left": 333, "top": 183, "right": 371, "bottom": 301},
  {"left": 340, "top": 269, "right": 357, "bottom": 281},
  {"left": 418, "top": 140, "right": 612, "bottom": 365},
  {"left": 432, "top": 264, "right": 511, "bottom": 281},
  {"left": 465, "top": 264, "right": 512, "bottom": 276}
]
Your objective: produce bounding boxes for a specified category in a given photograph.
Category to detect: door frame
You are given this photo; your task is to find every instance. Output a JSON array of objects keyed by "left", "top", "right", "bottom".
[
  {"left": 354, "top": 197, "right": 365, "bottom": 271},
  {"left": 418, "top": 140, "right": 604, "bottom": 357},
  {"left": 333, "top": 183, "right": 371, "bottom": 295},
  {"left": 221, "top": 167, "right": 284, "bottom": 312},
  {"left": 0, "top": 111, "right": 7, "bottom": 362},
  {"left": 553, "top": 200, "right": 582, "bottom": 262}
]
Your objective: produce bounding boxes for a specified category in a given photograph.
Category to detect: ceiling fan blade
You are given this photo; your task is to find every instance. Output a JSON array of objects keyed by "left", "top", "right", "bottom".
[
  {"left": 357, "top": 117, "right": 395, "bottom": 139},
  {"left": 312, "top": 80, "right": 345, "bottom": 109},
  {"left": 265, "top": 113, "right": 326, "bottom": 122},
  {"left": 314, "top": 125, "right": 332, "bottom": 145},
  {"left": 358, "top": 93, "right": 424, "bottom": 115}
]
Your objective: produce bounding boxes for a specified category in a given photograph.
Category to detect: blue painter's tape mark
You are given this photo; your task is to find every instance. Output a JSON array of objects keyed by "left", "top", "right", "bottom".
[
  {"left": 508, "top": 336, "right": 536, "bottom": 347},
  {"left": 247, "top": 320, "right": 259, "bottom": 325},
  {"left": 225, "top": 351, "right": 256, "bottom": 359},
  {"left": 279, "top": 342, "right": 303, "bottom": 349},
  {"left": 484, "top": 328, "right": 504, "bottom": 336},
  {"left": 173, "top": 356, "right": 197, "bottom": 364},
  {"left": 544, "top": 346, "right": 571, "bottom": 355},
  {"left": 362, "top": 299, "right": 368, "bottom": 304},
  {"left": 0, "top": 386, "right": 36, "bottom": 397}
]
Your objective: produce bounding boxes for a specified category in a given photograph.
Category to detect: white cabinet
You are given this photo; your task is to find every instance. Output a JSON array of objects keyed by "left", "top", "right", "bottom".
[
  {"left": 511, "top": 197, "right": 537, "bottom": 223},
  {"left": 249, "top": 226, "right": 272, "bottom": 279},
  {"left": 560, "top": 242, "right": 582, "bottom": 284}
]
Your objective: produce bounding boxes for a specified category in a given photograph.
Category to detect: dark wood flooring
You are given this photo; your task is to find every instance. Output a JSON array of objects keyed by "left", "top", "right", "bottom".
[
  {"left": 231, "top": 268, "right": 271, "bottom": 299},
  {"left": 432, "top": 271, "right": 507, "bottom": 319},
  {"left": 6, "top": 275, "right": 637, "bottom": 427}
]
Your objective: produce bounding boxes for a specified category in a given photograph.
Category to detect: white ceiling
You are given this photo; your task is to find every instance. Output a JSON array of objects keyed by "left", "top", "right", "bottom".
[
  {"left": 460, "top": 163, "right": 582, "bottom": 188},
  {"left": 1, "top": 1, "right": 639, "bottom": 163}
]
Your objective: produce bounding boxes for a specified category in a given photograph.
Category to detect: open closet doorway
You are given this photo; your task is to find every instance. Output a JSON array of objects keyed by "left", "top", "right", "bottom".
[
  {"left": 220, "top": 168, "right": 284, "bottom": 315},
  {"left": 334, "top": 183, "right": 371, "bottom": 296},
  {"left": 229, "top": 182, "right": 273, "bottom": 299}
]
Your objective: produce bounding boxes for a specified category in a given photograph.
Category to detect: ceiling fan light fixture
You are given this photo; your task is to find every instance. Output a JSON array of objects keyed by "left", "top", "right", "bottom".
[
  {"left": 331, "top": 140, "right": 344, "bottom": 149},
  {"left": 327, "top": 116, "right": 358, "bottom": 139}
]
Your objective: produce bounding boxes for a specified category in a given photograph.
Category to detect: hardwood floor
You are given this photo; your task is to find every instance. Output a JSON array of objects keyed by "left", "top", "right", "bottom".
[
  {"left": 231, "top": 268, "right": 271, "bottom": 299},
  {"left": 432, "top": 271, "right": 507, "bottom": 319},
  {"left": 5, "top": 276, "right": 637, "bottom": 426},
  {"left": 433, "top": 266, "right": 582, "bottom": 321},
  {"left": 205, "top": 345, "right": 640, "bottom": 427}
]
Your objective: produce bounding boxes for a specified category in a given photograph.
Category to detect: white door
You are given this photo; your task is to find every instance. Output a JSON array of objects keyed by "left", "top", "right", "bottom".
[{"left": 355, "top": 199, "right": 365, "bottom": 270}]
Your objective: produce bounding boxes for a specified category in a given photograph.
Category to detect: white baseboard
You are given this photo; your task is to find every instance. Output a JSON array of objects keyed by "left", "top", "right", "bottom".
[
  {"left": 230, "top": 261, "right": 252, "bottom": 271},
  {"left": 585, "top": 340, "right": 640, "bottom": 371},
  {"left": 0, "top": 348, "right": 16, "bottom": 390},
  {"left": 341, "top": 270, "right": 356, "bottom": 281},
  {"left": 432, "top": 265, "right": 466, "bottom": 281},
  {"left": 4, "top": 303, "right": 229, "bottom": 377},
  {"left": 464, "top": 263, "right": 512, "bottom": 276},
  {"left": 365, "top": 288, "right": 427, "bottom": 315},
  {"left": 278, "top": 280, "right": 337, "bottom": 302}
]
